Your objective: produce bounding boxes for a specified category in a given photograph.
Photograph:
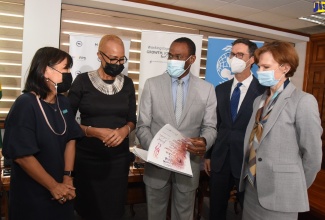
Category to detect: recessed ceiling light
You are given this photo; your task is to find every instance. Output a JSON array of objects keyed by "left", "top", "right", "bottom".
[{"left": 299, "top": 13, "right": 325, "bottom": 25}]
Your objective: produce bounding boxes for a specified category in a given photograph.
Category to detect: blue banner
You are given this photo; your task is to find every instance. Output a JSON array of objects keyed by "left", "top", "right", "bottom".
[{"left": 205, "top": 37, "right": 263, "bottom": 87}]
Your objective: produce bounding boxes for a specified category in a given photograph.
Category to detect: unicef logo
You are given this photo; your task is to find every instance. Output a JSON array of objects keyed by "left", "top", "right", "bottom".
[
  {"left": 76, "top": 41, "right": 83, "bottom": 47},
  {"left": 216, "top": 45, "right": 233, "bottom": 82}
]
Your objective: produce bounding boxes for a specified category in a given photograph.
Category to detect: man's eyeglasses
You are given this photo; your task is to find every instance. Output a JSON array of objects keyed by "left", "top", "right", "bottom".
[
  {"left": 100, "top": 51, "right": 128, "bottom": 64},
  {"left": 229, "top": 52, "right": 249, "bottom": 59}
]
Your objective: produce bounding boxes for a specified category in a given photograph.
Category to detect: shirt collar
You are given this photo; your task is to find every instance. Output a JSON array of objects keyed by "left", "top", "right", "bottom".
[
  {"left": 232, "top": 72, "right": 253, "bottom": 88},
  {"left": 172, "top": 72, "right": 190, "bottom": 84}
]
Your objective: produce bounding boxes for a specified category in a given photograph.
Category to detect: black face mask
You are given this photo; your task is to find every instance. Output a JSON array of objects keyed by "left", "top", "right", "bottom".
[
  {"left": 57, "top": 72, "right": 73, "bottom": 93},
  {"left": 103, "top": 62, "right": 124, "bottom": 77}
]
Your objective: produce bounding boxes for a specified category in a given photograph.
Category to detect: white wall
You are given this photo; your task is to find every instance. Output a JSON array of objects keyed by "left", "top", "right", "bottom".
[
  {"left": 21, "top": 0, "right": 62, "bottom": 89},
  {"left": 21, "top": 0, "right": 308, "bottom": 89}
]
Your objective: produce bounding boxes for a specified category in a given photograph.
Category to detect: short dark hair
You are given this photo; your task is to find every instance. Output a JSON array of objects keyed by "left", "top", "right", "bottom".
[
  {"left": 24, "top": 47, "right": 73, "bottom": 99},
  {"left": 172, "top": 37, "right": 196, "bottom": 55},
  {"left": 255, "top": 41, "right": 298, "bottom": 77},
  {"left": 232, "top": 38, "right": 258, "bottom": 57}
]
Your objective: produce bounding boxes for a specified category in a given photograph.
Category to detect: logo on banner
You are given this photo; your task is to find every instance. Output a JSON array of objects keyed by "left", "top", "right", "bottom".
[
  {"left": 76, "top": 41, "right": 83, "bottom": 47},
  {"left": 313, "top": 1, "right": 325, "bottom": 12},
  {"left": 78, "top": 56, "right": 86, "bottom": 61},
  {"left": 146, "top": 45, "right": 169, "bottom": 63},
  {"left": 216, "top": 46, "right": 232, "bottom": 82},
  {"left": 205, "top": 37, "right": 263, "bottom": 87}
]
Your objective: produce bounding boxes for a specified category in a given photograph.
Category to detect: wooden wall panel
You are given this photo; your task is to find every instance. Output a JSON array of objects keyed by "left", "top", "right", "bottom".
[{"left": 304, "top": 33, "right": 325, "bottom": 169}]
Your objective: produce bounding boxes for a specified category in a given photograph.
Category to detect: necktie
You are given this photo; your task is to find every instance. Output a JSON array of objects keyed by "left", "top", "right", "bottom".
[
  {"left": 175, "top": 79, "right": 184, "bottom": 124},
  {"left": 245, "top": 93, "right": 279, "bottom": 186},
  {"left": 230, "top": 82, "right": 242, "bottom": 122}
]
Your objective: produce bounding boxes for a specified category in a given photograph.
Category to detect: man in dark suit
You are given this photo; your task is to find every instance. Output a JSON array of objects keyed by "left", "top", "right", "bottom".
[{"left": 205, "top": 38, "right": 266, "bottom": 220}]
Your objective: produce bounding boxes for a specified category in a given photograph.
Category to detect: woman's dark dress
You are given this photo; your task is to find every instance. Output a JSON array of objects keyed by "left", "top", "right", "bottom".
[
  {"left": 2, "top": 93, "right": 83, "bottom": 220},
  {"left": 68, "top": 72, "right": 137, "bottom": 220}
]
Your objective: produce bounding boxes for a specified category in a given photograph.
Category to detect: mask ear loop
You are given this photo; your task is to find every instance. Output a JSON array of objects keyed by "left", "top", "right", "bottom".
[
  {"left": 276, "top": 64, "right": 287, "bottom": 80},
  {"left": 182, "top": 55, "right": 193, "bottom": 75}
]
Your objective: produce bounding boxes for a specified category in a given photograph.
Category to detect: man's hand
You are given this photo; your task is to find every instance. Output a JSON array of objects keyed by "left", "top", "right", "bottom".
[
  {"left": 204, "top": 159, "right": 211, "bottom": 176},
  {"left": 186, "top": 137, "right": 206, "bottom": 157}
]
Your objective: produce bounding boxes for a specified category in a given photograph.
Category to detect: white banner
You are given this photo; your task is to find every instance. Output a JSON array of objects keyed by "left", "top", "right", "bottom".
[
  {"left": 138, "top": 31, "right": 203, "bottom": 101},
  {"left": 69, "top": 34, "right": 131, "bottom": 79}
]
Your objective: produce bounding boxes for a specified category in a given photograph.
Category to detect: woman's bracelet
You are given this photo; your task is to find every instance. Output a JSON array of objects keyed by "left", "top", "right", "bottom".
[
  {"left": 85, "top": 126, "right": 91, "bottom": 137},
  {"left": 125, "top": 124, "right": 131, "bottom": 137}
]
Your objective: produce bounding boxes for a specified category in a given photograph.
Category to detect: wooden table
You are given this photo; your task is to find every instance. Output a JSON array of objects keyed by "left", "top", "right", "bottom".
[{"left": 127, "top": 167, "right": 146, "bottom": 216}]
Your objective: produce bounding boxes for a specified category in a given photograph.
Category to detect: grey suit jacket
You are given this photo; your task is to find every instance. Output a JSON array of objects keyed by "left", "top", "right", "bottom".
[
  {"left": 136, "top": 72, "right": 217, "bottom": 192},
  {"left": 239, "top": 82, "right": 323, "bottom": 212}
]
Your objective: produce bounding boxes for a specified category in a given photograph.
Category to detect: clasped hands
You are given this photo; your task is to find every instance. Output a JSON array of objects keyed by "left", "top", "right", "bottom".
[
  {"left": 50, "top": 177, "right": 75, "bottom": 204},
  {"left": 98, "top": 126, "right": 129, "bottom": 147},
  {"left": 186, "top": 137, "right": 206, "bottom": 157}
]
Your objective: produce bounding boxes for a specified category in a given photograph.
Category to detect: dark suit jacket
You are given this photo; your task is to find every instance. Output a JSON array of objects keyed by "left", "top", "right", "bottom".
[{"left": 206, "top": 76, "right": 265, "bottom": 178}]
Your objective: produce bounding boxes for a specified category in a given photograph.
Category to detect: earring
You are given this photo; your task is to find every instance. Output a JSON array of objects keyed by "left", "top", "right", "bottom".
[{"left": 46, "top": 78, "right": 49, "bottom": 82}]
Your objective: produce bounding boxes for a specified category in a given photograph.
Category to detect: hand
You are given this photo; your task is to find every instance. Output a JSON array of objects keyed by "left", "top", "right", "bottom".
[
  {"left": 186, "top": 137, "right": 206, "bottom": 157},
  {"left": 49, "top": 182, "right": 76, "bottom": 204},
  {"left": 95, "top": 127, "right": 115, "bottom": 141},
  {"left": 103, "top": 126, "right": 129, "bottom": 147},
  {"left": 204, "top": 159, "right": 211, "bottom": 176},
  {"left": 62, "top": 176, "right": 76, "bottom": 201}
]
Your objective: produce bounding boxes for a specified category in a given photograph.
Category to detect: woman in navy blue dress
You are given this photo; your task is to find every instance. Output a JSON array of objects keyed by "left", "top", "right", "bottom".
[{"left": 3, "top": 47, "right": 83, "bottom": 220}]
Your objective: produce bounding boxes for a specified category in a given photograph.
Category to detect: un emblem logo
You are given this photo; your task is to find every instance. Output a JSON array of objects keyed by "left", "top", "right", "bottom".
[{"left": 216, "top": 45, "right": 233, "bottom": 83}]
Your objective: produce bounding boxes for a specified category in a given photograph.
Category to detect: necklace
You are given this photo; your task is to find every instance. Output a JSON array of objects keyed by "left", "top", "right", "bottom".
[
  {"left": 33, "top": 93, "right": 67, "bottom": 136},
  {"left": 42, "top": 100, "right": 58, "bottom": 112}
]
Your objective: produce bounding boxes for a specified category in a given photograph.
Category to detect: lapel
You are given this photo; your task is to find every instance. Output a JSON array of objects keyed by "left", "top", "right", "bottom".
[
  {"left": 160, "top": 73, "right": 177, "bottom": 126},
  {"left": 224, "top": 79, "right": 233, "bottom": 123},
  {"left": 236, "top": 77, "right": 259, "bottom": 120},
  {"left": 178, "top": 73, "right": 198, "bottom": 126},
  {"left": 259, "top": 82, "right": 296, "bottom": 143}
]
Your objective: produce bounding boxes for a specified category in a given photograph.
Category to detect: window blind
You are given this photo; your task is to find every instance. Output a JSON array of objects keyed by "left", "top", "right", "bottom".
[{"left": 0, "top": 0, "right": 24, "bottom": 119}]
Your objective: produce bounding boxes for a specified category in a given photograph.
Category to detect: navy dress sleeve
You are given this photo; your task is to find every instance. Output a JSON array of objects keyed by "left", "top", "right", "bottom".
[{"left": 3, "top": 94, "right": 40, "bottom": 159}]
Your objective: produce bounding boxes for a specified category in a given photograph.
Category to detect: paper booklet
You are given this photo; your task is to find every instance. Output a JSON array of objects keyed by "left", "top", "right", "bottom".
[{"left": 132, "top": 124, "right": 193, "bottom": 177}]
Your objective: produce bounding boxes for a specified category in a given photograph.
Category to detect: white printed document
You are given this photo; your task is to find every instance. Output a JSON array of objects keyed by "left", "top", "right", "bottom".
[{"left": 132, "top": 124, "right": 193, "bottom": 177}]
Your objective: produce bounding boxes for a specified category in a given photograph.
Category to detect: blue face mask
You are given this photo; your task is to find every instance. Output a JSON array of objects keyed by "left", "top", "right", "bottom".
[
  {"left": 167, "top": 56, "right": 191, "bottom": 78},
  {"left": 256, "top": 68, "right": 284, "bottom": 87}
]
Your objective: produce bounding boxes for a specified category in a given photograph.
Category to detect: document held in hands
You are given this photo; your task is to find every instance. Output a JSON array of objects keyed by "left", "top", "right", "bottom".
[{"left": 132, "top": 124, "right": 193, "bottom": 177}]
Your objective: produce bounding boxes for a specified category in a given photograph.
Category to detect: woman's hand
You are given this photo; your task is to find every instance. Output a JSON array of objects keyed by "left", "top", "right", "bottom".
[
  {"left": 103, "top": 126, "right": 129, "bottom": 147},
  {"left": 62, "top": 176, "right": 76, "bottom": 201},
  {"left": 94, "top": 127, "right": 115, "bottom": 141},
  {"left": 49, "top": 181, "right": 76, "bottom": 204}
]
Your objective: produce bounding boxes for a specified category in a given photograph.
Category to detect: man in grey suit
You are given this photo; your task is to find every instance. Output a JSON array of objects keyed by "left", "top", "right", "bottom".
[{"left": 136, "top": 37, "right": 217, "bottom": 220}]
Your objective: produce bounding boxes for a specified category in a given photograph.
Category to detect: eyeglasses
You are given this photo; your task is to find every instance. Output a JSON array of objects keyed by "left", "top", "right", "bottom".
[
  {"left": 49, "top": 66, "right": 64, "bottom": 74},
  {"left": 100, "top": 51, "right": 128, "bottom": 64},
  {"left": 229, "top": 52, "right": 249, "bottom": 59}
]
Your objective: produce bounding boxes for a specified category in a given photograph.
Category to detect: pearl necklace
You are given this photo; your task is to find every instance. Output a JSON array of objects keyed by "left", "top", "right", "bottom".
[{"left": 33, "top": 93, "right": 67, "bottom": 135}]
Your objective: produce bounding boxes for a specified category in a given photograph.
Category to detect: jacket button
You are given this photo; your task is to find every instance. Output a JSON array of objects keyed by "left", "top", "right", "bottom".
[{"left": 258, "top": 158, "right": 262, "bottom": 162}]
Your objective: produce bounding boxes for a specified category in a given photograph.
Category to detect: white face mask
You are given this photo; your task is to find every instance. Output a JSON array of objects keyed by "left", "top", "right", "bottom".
[
  {"left": 229, "top": 56, "right": 249, "bottom": 74},
  {"left": 167, "top": 56, "right": 191, "bottom": 78}
]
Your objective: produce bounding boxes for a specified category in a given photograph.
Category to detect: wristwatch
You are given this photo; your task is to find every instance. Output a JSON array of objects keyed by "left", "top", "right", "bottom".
[{"left": 63, "top": 171, "right": 74, "bottom": 177}]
